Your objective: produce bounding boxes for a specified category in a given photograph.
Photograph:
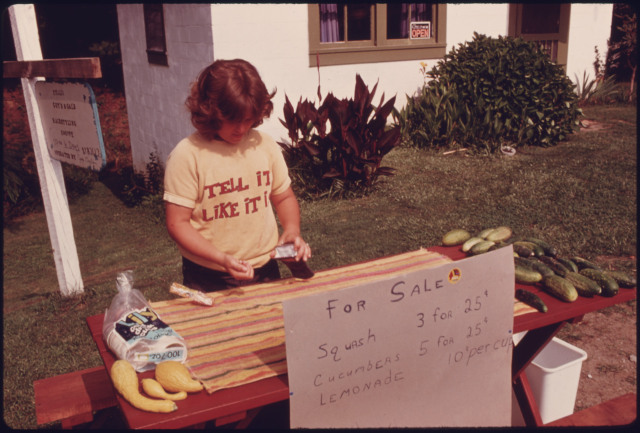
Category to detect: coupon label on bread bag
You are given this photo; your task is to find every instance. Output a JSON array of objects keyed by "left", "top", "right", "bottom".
[{"left": 114, "top": 307, "right": 181, "bottom": 344}]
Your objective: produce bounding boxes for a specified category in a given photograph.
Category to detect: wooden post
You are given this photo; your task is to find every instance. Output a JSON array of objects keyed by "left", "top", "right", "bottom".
[
  {"left": 9, "top": 4, "right": 83, "bottom": 296},
  {"left": 3, "top": 57, "right": 102, "bottom": 79}
]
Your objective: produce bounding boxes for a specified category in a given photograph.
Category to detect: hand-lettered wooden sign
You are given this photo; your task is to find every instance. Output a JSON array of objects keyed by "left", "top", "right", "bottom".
[
  {"left": 283, "top": 246, "right": 515, "bottom": 428},
  {"left": 35, "top": 81, "right": 106, "bottom": 171}
]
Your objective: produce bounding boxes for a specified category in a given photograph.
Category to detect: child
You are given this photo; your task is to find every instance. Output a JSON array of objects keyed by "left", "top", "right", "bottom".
[{"left": 163, "top": 59, "right": 312, "bottom": 292}]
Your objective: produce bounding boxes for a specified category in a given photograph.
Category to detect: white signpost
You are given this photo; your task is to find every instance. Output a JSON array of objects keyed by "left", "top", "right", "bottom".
[
  {"left": 283, "top": 247, "right": 515, "bottom": 428},
  {"left": 7, "top": 4, "right": 104, "bottom": 296}
]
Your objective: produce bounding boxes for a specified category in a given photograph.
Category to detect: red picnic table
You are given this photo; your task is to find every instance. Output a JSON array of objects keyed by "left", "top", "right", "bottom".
[{"left": 86, "top": 245, "right": 636, "bottom": 428}]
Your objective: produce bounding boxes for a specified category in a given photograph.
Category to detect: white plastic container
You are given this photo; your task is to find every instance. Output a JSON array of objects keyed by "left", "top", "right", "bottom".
[{"left": 512, "top": 337, "right": 588, "bottom": 425}]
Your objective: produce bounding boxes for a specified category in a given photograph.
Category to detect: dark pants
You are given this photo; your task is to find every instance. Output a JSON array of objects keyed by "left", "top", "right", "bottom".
[{"left": 182, "top": 257, "right": 281, "bottom": 292}]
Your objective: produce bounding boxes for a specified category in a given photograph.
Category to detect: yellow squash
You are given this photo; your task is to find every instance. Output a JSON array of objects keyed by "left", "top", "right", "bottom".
[
  {"left": 142, "top": 378, "right": 188, "bottom": 401},
  {"left": 155, "top": 361, "right": 204, "bottom": 393},
  {"left": 110, "top": 360, "right": 178, "bottom": 413}
]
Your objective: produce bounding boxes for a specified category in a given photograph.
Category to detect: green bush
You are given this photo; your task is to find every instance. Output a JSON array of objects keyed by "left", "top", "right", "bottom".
[
  {"left": 279, "top": 74, "right": 401, "bottom": 199},
  {"left": 400, "top": 32, "right": 583, "bottom": 153},
  {"left": 574, "top": 71, "right": 622, "bottom": 106},
  {"left": 3, "top": 85, "right": 129, "bottom": 219},
  {"left": 101, "top": 152, "right": 165, "bottom": 209}
]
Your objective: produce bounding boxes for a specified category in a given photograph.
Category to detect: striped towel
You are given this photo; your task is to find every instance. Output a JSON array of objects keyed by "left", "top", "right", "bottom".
[{"left": 151, "top": 249, "right": 536, "bottom": 394}]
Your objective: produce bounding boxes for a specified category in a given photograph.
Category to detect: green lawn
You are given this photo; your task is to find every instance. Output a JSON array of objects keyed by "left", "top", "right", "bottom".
[{"left": 2, "top": 103, "right": 636, "bottom": 429}]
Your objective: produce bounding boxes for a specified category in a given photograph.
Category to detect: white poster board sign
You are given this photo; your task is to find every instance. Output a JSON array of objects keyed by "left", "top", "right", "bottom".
[
  {"left": 35, "top": 81, "right": 106, "bottom": 171},
  {"left": 283, "top": 247, "right": 515, "bottom": 428}
]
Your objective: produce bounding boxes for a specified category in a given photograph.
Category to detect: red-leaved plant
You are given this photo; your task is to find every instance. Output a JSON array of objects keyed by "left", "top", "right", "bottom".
[{"left": 278, "top": 74, "right": 401, "bottom": 199}]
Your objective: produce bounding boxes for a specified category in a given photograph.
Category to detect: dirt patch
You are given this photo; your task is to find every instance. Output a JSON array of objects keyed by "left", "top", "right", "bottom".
[
  {"left": 579, "top": 119, "right": 610, "bottom": 132},
  {"left": 557, "top": 298, "right": 637, "bottom": 412}
]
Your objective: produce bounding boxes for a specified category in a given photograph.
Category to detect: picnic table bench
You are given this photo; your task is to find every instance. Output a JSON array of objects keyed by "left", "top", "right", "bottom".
[
  {"left": 33, "top": 366, "right": 116, "bottom": 428},
  {"left": 547, "top": 392, "right": 636, "bottom": 427},
  {"left": 34, "top": 372, "right": 636, "bottom": 428}
]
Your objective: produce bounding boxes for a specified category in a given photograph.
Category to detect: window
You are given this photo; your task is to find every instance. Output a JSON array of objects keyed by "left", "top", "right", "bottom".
[
  {"left": 508, "top": 4, "right": 570, "bottom": 67},
  {"left": 309, "top": 3, "right": 447, "bottom": 67},
  {"left": 521, "top": 4, "right": 561, "bottom": 34},
  {"left": 143, "top": 4, "right": 168, "bottom": 66}
]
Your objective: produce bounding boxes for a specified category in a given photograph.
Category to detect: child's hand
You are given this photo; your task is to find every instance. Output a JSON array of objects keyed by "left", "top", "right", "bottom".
[
  {"left": 223, "top": 255, "right": 254, "bottom": 280},
  {"left": 273, "top": 235, "right": 312, "bottom": 262},
  {"left": 293, "top": 237, "right": 312, "bottom": 262}
]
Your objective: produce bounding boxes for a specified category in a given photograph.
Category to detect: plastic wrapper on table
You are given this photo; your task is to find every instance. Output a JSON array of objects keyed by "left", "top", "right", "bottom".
[{"left": 102, "top": 270, "right": 188, "bottom": 372}]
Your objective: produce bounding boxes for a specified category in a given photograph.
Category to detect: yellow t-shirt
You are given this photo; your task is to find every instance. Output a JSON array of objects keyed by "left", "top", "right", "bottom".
[{"left": 163, "top": 130, "right": 291, "bottom": 271}]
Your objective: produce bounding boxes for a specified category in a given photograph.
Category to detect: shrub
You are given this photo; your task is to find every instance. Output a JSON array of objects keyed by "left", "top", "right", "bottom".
[
  {"left": 102, "top": 152, "right": 165, "bottom": 208},
  {"left": 3, "top": 87, "right": 36, "bottom": 217},
  {"left": 608, "top": 8, "right": 637, "bottom": 102},
  {"left": 3, "top": 85, "right": 130, "bottom": 219},
  {"left": 400, "top": 32, "right": 583, "bottom": 153},
  {"left": 278, "top": 74, "right": 401, "bottom": 199},
  {"left": 574, "top": 71, "right": 622, "bottom": 106}
]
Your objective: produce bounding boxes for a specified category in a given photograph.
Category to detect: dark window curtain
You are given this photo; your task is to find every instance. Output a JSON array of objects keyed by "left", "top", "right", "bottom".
[
  {"left": 320, "top": 3, "right": 341, "bottom": 43},
  {"left": 346, "top": 4, "right": 371, "bottom": 41},
  {"left": 143, "top": 4, "right": 168, "bottom": 65},
  {"left": 411, "top": 3, "right": 432, "bottom": 38},
  {"left": 521, "top": 4, "right": 561, "bottom": 34},
  {"left": 400, "top": 4, "right": 410, "bottom": 38},
  {"left": 389, "top": 3, "right": 432, "bottom": 39},
  {"left": 411, "top": 3, "right": 431, "bottom": 22},
  {"left": 144, "top": 4, "right": 166, "bottom": 52}
]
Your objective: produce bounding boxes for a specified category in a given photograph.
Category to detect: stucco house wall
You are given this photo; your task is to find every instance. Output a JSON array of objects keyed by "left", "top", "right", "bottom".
[
  {"left": 567, "top": 4, "right": 614, "bottom": 82},
  {"left": 117, "top": 3, "right": 613, "bottom": 173},
  {"left": 117, "top": 3, "right": 214, "bottom": 171},
  {"left": 210, "top": 3, "right": 510, "bottom": 139}
]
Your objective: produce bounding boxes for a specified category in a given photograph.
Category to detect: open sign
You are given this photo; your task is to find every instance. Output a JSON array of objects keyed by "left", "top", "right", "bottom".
[{"left": 410, "top": 21, "right": 431, "bottom": 39}]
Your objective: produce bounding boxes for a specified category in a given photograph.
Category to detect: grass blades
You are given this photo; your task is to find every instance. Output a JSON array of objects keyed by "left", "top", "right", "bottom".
[{"left": 2, "top": 103, "right": 636, "bottom": 429}]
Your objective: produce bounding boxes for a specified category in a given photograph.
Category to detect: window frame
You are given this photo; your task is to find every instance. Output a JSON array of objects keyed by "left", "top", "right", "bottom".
[
  {"left": 143, "top": 4, "right": 169, "bottom": 66},
  {"left": 508, "top": 3, "right": 570, "bottom": 69},
  {"left": 308, "top": 3, "right": 447, "bottom": 67}
]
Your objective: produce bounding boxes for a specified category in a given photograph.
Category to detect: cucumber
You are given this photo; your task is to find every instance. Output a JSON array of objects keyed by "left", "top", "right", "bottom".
[
  {"left": 521, "top": 257, "right": 555, "bottom": 278},
  {"left": 512, "top": 243, "right": 534, "bottom": 258},
  {"left": 477, "top": 227, "right": 496, "bottom": 239},
  {"left": 529, "top": 244, "right": 545, "bottom": 258},
  {"left": 571, "top": 256, "right": 604, "bottom": 271},
  {"left": 541, "top": 275, "right": 578, "bottom": 302},
  {"left": 462, "top": 236, "right": 485, "bottom": 253},
  {"left": 524, "top": 237, "right": 558, "bottom": 257},
  {"left": 513, "top": 241, "right": 544, "bottom": 257},
  {"left": 514, "top": 256, "right": 536, "bottom": 270},
  {"left": 603, "top": 270, "right": 636, "bottom": 288},
  {"left": 563, "top": 271, "right": 601, "bottom": 297},
  {"left": 501, "top": 237, "right": 519, "bottom": 246},
  {"left": 515, "top": 264, "right": 543, "bottom": 284},
  {"left": 556, "top": 257, "right": 579, "bottom": 273},
  {"left": 469, "top": 240, "right": 495, "bottom": 255},
  {"left": 579, "top": 268, "right": 619, "bottom": 297},
  {"left": 492, "top": 241, "right": 511, "bottom": 250},
  {"left": 539, "top": 256, "right": 570, "bottom": 277},
  {"left": 442, "top": 229, "right": 471, "bottom": 246},
  {"left": 486, "top": 226, "right": 513, "bottom": 242},
  {"left": 515, "top": 289, "right": 548, "bottom": 313}
]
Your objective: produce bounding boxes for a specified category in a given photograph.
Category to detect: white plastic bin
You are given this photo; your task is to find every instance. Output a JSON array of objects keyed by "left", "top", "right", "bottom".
[{"left": 512, "top": 337, "right": 588, "bottom": 425}]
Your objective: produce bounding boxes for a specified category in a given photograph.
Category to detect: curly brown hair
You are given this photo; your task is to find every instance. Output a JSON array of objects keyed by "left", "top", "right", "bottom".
[{"left": 185, "top": 59, "right": 276, "bottom": 140}]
